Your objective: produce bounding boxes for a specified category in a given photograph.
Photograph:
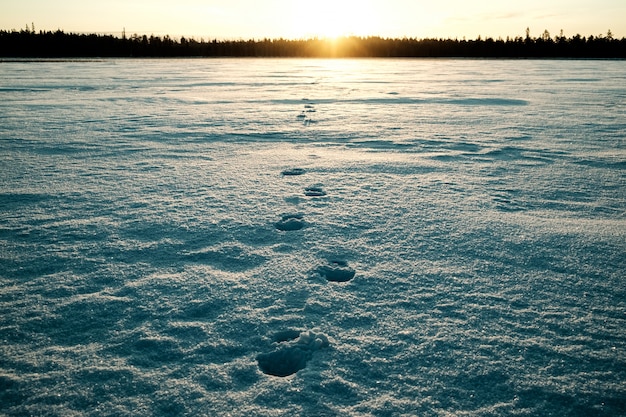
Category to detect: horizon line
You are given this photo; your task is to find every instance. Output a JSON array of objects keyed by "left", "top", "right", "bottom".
[{"left": 3, "top": 27, "right": 623, "bottom": 42}]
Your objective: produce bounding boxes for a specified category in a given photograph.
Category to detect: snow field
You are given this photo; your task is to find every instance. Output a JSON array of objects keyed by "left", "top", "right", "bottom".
[{"left": 1, "top": 58, "right": 625, "bottom": 416}]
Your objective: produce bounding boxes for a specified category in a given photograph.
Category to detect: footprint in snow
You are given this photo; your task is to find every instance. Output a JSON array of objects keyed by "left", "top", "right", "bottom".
[
  {"left": 315, "top": 259, "right": 356, "bottom": 282},
  {"left": 304, "top": 185, "right": 327, "bottom": 197},
  {"left": 275, "top": 213, "right": 306, "bottom": 231},
  {"left": 257, "top": 330, "right": 329, "bottom": 377},
  {"left": 281, "top": 168, "right": 306, "bottom": 176},
  {"left": 297, "top": 102, "right": 317, "bottom": 125}
]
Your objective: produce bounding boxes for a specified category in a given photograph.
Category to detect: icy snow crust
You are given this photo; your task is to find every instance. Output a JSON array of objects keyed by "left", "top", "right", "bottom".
[{"left": 1, "top": 58, "right": 625, "bottom": 416}]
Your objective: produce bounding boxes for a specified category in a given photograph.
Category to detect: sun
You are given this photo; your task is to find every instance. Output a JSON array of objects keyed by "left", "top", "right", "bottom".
[{"left": 289, "top": 0, "right": 380, "bottom": 39}]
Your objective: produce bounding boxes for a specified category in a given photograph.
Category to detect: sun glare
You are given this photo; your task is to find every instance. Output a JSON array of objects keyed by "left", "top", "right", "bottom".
[{"left": 290, "top": 0, "right": 379, "bottom": 39}]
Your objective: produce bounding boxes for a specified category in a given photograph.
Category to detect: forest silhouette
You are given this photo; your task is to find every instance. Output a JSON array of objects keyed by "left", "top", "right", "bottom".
[{"left": 1, "top": 28, "right": 624, "bottom": 58}]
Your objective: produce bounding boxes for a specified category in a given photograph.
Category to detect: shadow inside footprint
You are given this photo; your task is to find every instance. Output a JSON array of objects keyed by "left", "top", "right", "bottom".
[
  {"left": 257, "top": 331, "right": 329, "bottom": 377},
  {"left": 275, "top": 213, "right": 306, "bottom": 231},
  {"left": 272, "top": 329, "right": 302, "bottom": 343},
  {"left": 257, "top": 346, "right": 311, "bottom": 377},
  {"left": 316, "top": 260, "right": 356, "bottom": 282}
]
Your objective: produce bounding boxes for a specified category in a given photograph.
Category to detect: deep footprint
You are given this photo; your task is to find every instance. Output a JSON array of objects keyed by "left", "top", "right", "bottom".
[
  {"left": 257, "top": 331, "right": 329, "bottom": 377},
  {"left": 316, "top": 260, "right": 356, "bottom": 282},
  {"left": 275, "top": 213, "right": 306, "bottom": 231},
  {"left": 281, "top": 168, "right": 306, "bottom": 176},
  {"left": 272, "top": 329, "right": 302, "bottom": 343},
  {"left": 256, "top": 346, "right": 310, "bottom": 377},
  {"left": 304, "top": 186, "right": 327, "bottom": 197}
]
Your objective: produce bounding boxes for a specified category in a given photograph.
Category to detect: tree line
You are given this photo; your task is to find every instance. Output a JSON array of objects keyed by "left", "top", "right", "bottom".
[{"left": 1, "top": 28, "right": 624, "bottom": 58}]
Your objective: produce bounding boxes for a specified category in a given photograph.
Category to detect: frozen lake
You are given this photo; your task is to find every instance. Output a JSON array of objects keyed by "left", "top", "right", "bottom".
[{"left": 1, "top": 58, "right": 625, "bottom": 416}]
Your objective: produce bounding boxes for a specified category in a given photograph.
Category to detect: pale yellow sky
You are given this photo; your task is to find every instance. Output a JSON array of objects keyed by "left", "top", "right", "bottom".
[{"left": 1, "top": 0, "right": 624, "bottom": 40}]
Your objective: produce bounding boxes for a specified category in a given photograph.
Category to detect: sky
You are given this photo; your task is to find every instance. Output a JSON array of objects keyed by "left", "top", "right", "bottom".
[{"left": 1, "top": 0, "right": 625, "bottom": 40}]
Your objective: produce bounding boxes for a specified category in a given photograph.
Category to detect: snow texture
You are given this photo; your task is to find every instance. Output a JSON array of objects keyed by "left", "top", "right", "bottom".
[{"left": 0, "top": 58, "right": 625, "bottom": 416}]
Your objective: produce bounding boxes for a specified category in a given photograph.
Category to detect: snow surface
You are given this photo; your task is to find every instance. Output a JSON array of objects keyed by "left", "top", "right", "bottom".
[{"left": 1, "top": 58, "right": 625, "bottom": 416}]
